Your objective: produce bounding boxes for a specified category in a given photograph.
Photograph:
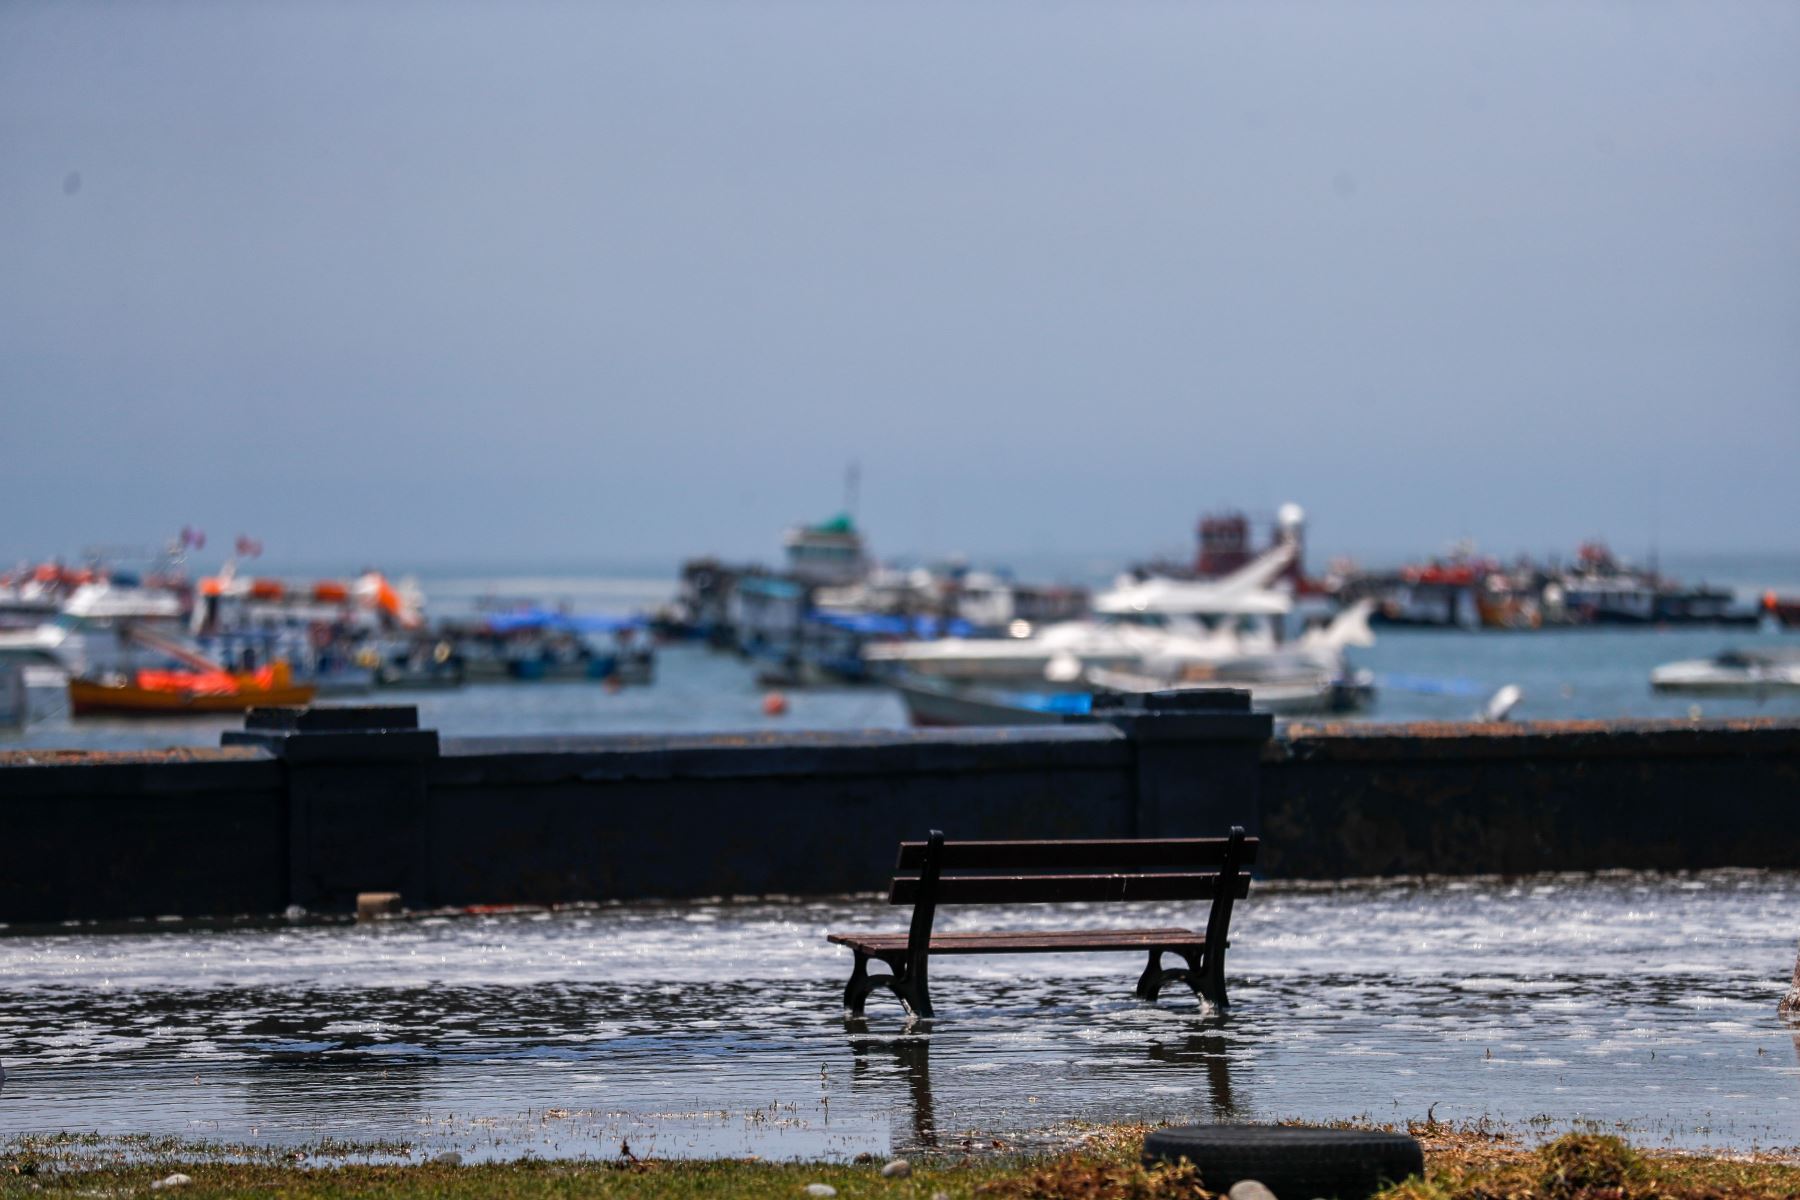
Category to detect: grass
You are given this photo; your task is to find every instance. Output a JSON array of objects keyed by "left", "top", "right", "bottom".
[{"left": 4, "top": 1123, "right": 1798, "bottom": 1200}]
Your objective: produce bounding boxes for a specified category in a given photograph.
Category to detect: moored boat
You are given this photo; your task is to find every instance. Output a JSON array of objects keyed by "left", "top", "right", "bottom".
[
  {"left": 1766, "top": 593, "right": 1800, "bottom": 628},
  {"left": 69, "top": 662, "right": 316, "bottom": 716},
  {"left": 892, "top": 659, "right": 1375, "bottom": 728},
  {"left": 1649, "top": 648, "right": 1800, "bottom": 695},
  {"left": 891, "top": 676, "right": 1086, "bottom": 727}
]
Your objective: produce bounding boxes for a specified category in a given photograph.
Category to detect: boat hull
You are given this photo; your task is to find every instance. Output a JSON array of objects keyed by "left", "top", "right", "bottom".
[
  {"left": 894, "top": 679, "right": 1073, "bottom": 727},
  {"left": 1650, "top": 655, "right": 1800, "bottom": 695},
  {"left": 68, "top": 678, "right": 318, "bottom": 716}
]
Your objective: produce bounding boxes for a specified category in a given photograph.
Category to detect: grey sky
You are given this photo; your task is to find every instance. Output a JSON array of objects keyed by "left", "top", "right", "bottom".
[{"left": 2, "top": 1, "right": 1796, "bottom": 571}]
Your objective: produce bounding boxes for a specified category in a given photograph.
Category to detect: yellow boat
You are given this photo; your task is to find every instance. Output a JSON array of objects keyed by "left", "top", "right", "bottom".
[{"left": 68, "top": 662, "right": 316, "bottom": 717}]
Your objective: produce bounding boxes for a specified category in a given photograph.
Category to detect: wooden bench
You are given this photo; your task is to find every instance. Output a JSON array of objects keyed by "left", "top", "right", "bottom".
[{"left": 827, "top": 827, "right": 1255, "bottom": 1018}]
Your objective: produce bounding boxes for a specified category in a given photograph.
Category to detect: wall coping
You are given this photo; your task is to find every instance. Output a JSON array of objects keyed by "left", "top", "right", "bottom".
[
  {"left": 1269, "top": 717, "right": 1800, "bottom": 763},
  {"left": 0, "top": 747, "right": 283, "bottom": 799},
  {"left": 433, "top": 723, "right": 1131, "bottom": 785}
]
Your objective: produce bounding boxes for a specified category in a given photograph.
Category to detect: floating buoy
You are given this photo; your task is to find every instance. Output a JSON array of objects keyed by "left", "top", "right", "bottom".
[{"left": 762, "top": 692, "right": 789, "bottom": 717}]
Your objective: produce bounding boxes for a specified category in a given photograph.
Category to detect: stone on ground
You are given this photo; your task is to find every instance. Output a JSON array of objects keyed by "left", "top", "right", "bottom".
[{"left": 1229, "top": 1179, "right": 1279, "bottom": 1200}]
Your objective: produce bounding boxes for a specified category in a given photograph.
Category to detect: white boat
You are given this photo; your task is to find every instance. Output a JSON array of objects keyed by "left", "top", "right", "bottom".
[
  {"left": 1650, "top": 648, "right": 1800, "bottom": 695},
  {"left": 0, "top": 582, "right": 188, "bottom": 677},
  {"left": 865, "top": 543, "right": 1304, "bottom": 684},
  {"left": 1083, "top": 664, "right": 1375, "bottom": 716}
]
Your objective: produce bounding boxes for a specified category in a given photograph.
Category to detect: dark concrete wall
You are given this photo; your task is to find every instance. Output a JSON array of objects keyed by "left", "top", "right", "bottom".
[
  {"left": 5, "top": 711, "right": 1797, "bottom": 923},
  {"left": 1260, "top": 719, "right": 1800, "bottom": 877},
  {"left": 0, "top": 748, "right": 287, "bottom": 923},
  {"left": 427, "top": 727, "right": 1135, "bottom": 905}
]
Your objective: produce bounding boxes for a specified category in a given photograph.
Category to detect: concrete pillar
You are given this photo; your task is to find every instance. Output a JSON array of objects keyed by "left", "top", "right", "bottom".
[
  {"left": 225, "top": 706, "right": 439, "bottom": 913},
  {"left": 1095, "top": 690, "right": 1273, "bottom": 839}
]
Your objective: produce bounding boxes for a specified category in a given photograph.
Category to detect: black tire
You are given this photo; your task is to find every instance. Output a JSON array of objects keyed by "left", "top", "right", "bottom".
[{"left": 1142, "top": 1125, "right": 1425, "bottom": 1200}]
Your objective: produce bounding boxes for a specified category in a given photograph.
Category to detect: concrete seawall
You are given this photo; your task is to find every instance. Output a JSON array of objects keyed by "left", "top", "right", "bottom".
[{"left": 3, "top": 697, "right": 1795, "bottom": 923}]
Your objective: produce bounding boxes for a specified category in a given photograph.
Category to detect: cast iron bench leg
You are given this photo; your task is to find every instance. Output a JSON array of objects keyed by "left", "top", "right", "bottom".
[
  {"left": 900, "top": 963, "right": 932, "bottom": 1020},
  {"left": 1139, "top": 946, "right": 1220, "bottom": 1006},
  {"left": 1136, "top": 949, "right": 1166, "bottom": 1000},
  {"left": 843, "top": 950, "right": 871, "bottom": 1014},
  {"left": 845, "top": 952, "right": 930, "bottom": 1018},
  {"left": 1188, "top": 947, "right": 1227, "bottom": 1011}
]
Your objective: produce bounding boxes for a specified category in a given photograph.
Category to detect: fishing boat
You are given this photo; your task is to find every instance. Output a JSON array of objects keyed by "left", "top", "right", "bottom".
[
  {"left": 454, "top": 610, "right": 654, "bottom": 683},
  {"left": 783, "top": 512, "right": 870, "bottom": 585},
  {"left": 1765, "top": 593, "right": 1800, "bottom": 628},
  {"left": 60, "top": 620, "right": 317, "bottom": 716},
  {"left": 68, "top": 662, "right": 316, "bottom": 716},
  {"left": 1649, "top": 648, "right": 1800, "bottom": 695}
]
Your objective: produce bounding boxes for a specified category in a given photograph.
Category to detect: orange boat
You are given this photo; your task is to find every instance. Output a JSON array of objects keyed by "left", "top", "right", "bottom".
[{"left": 68, "top": 661, "right": 316, "bottom": 716}]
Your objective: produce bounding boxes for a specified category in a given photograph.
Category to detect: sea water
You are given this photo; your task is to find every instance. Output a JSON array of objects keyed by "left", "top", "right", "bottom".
[{"left": 7, "top": 624, "right": 1800, "bottom": 752}]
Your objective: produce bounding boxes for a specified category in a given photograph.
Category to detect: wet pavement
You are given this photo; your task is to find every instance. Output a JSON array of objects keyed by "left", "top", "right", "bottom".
[{"left": 1, "top": 871, "right": 1796, "bottom": 1160}]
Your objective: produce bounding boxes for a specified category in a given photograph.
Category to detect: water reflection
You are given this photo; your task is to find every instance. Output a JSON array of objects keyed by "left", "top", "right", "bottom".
[
  {"left": 1145, "top": 1030, "right": 1237, "bottom": 1120},
  {"left": 845, "top": 1021, "right": 937, "bottom": 1151}
]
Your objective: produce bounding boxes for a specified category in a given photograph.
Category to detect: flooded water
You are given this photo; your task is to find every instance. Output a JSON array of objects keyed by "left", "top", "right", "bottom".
[{"left": 3, "top": 872, "right": 1796, "bottom": 1160}]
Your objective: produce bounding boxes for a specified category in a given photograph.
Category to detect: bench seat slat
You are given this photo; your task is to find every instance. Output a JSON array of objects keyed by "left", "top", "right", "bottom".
[
  {"left": 896, "top": 837, "right": 1259, "bottom": 870},
  {"left": 828, "top": 927, "right": 1205, "bottom": 955},
  {"left": 889, "top": 872, "right": 1250, "bottom": 905}
]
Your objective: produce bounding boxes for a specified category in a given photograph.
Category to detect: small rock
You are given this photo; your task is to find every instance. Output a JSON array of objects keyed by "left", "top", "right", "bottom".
[
  {"left": 881, "top": 1158, "right": 911, "bottom": 1178},
  {"left": 149, "top": 1175, "right": 192, "bottom": 1191},
  {"left": 804, "top": 1186, "right": 838, "bottom": 1197},
  {"left": 1229, "top": 1180, "right": 1278, "bottom": 1200},
  {"left": 852, "top": 1151, "right": 877, "bottom": 1163},
  {"left": 433, "top": 1151, "right": 463, "bottom": 1166}
]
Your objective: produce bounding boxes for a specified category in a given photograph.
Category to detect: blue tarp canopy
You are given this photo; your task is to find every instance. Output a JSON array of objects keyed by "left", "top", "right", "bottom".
[
  {"left": 805, "top": 611, "right": 976, "bottom": 638},
  {"left": 483, "top": 609, "right": 646, "bottom": 635}
]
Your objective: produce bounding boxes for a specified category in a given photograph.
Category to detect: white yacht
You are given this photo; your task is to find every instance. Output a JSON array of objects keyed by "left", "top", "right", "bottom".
[
  {"left": 1650, "top": 648, "right": 1800, "bottom": 695},
  {"left": 863, "top": 543, "right": 1309, "bottom": 685}
]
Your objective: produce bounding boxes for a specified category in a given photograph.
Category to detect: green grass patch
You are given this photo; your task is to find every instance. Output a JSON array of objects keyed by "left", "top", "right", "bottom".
[{"left": 3, "top": 1128, "right": 1796, "bottom": 1200}]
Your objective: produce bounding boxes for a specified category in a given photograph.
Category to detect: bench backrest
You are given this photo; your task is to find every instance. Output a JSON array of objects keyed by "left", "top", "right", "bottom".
[{"left": 889, "top": 829, "right": 1256, "bottom": 959}]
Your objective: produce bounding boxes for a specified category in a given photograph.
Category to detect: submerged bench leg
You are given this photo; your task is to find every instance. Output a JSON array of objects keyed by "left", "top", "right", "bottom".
[
  {"left": 843, "top": 951, "right": 872, "bottom": 1015},
  {"left": 898, "top": 960, "right": 933, "bottom": 1020},
  {"left": 1189, "top": 948, "right": 1228, "bottom": 1012},
  {"left": 1136, "top": 950, "right": 1166, "bottom": 1000},
  {"left": 844, "top": 952, "right": 930, "bottom": 1018},
  {"left": 1137, "top": 946, "right": 1220, "bottom": 1008}
]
